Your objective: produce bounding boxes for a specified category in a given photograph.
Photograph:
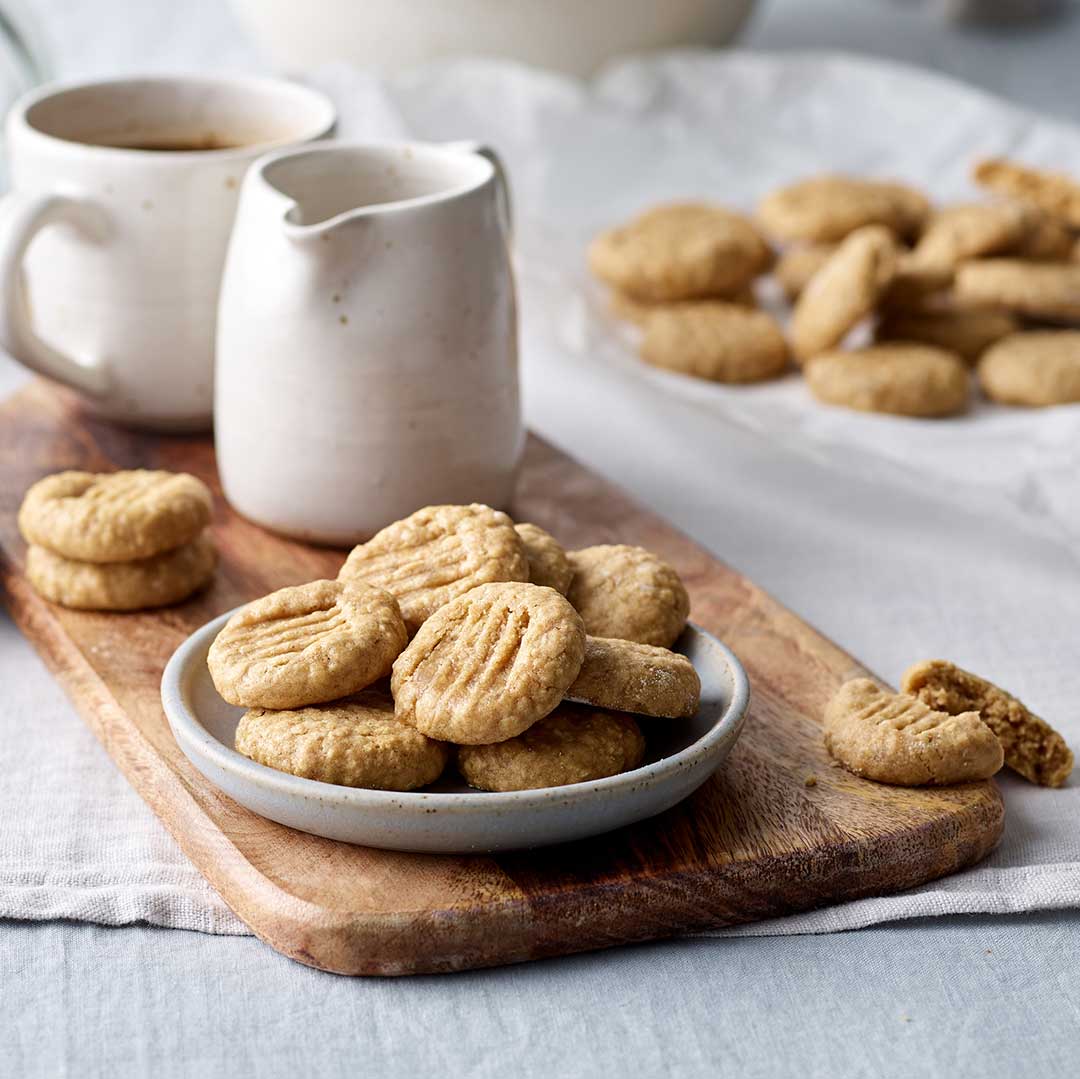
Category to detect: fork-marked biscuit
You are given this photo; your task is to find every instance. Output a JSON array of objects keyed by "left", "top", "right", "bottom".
[
  {"left": 208, "top": 578, "right": 407, "bottom": 709},
  {"left": 824, "top": 677, "right": 1002, "bottom": 786}
]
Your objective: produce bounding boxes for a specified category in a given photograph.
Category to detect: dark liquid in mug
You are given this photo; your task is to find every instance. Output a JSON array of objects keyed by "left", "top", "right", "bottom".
[{"left": 98, "top": 133, "right": 247, "bottom": 152}]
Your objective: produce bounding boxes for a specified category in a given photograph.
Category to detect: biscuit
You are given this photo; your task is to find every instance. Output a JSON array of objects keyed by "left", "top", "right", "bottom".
[
  {"left": 610, "top": 285, "right": 756, "bottom": 325},
  {"left": 566, "top": 544, "right": 689, "bottom": 648},
  {"left": 1015, "top": 213, "right": 1076, "bottom": 261},
  {"left": 877, "top": 308, "right": 1019, "bottom": 364},
  {"left": 26, "top": 532, "right": 216, "bottom": 611},
  {"left": 911, "top": 202, "right": 1034, "bottom": 270},
  {"left": 824, "top": 677, "right": 1003, "bottom": 786},
  {"left": 566, "top": 636, "right": 700, "bottom": 718},
  {"left": 973, "top": 158, "right": 1080, "bottom": 229},
  {"left": 208, "top": 578, "right": 407, "bottom": 709},
  {"left": 977, "top": 331, "right": 1080, "bottom": 406},
  {"left": 805, "top": 344, "right": 970, "bottom": 417},
  {"left": 954, "top": 259, "right": 1080, "bottom": 323},
  {"left": 774, "top": 244, "right": 835, "bottom": 301},
  {"left": 757, "top": 175, "right": 929, "bottom": 244},
  {"left": 901, "top": 660, "right": 1073, "bottom": 788},
  {"left": 339, "top": 504, "right": 528, "bottom": 634},
  {"left": 514, "top": 522, "right": 573, "bottom": 595},
  {"left": 391, "top": 582, "right": 586, "bottom": 745},
  {"left": 790, "top": 226, "right": 898, "bottom": 362},
  {"left": 588, "top": 203, "right": 772, "bottom": 303},
  {"left": 879, "top": 255, "right": 954, "bottom": 312},
  {"left": 456, "top": 704, "right": 645, "bottom": 791},
  {"left": 639, "top": 302, "right": 790, "bottom": 383},
  {"left": 234, "top": 690, "right": 449, "bottom": 791},
  {"left": 18, "top": 469, "right": 212, "bottom": 563}
]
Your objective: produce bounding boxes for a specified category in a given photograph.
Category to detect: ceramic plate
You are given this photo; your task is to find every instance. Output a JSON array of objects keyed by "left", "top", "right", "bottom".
[{"left": 161, "top": 612, "right": 749, "bottom": 853}]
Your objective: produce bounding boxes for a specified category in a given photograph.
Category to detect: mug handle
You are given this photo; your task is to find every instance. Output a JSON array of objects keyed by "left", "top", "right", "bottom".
[
  {"left": 0, "top": 190, "right": 111, "bottom": 395},
  {"left": 442, "top": 141, "right": 513, "bottom": 243}
]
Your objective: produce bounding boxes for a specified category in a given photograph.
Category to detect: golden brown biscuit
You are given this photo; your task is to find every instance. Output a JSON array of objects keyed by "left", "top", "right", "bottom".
[
  {"left": 954, "top": 259, "right": 1080, "bottom": 323},
  {"left": 977, "top": 331, "right": 1080, "bottom": 406},
  {"left": 566, "top": 544, "right": 689, "bottom": 648},
  {"left": 26, "top": 532, "right": 216, "bottom": 611},
  {"left": 1015, "top": 213, "right": 1077, "bottom": 261},
  {"left": 639, "top": 302, "right": 790, "bottom": 383},
  {"left": 757, "top": 175, "right": 929, "bottom": 243},
  {"left": 340, "top": 504, "right": 528, "bottom": 634},
  {"left": 514, "top": 523, "right": 573, "bottom": 595},
  {"left": 234, "top": 691, "right": 449, "bottom": 791},
  {"left": 391, "top": 582, "right": 586, "bottom": 745},
  {"left": 18, "top": 469, "right": 212, "bottom": 563},
  {"left": 457, "top": 704, "right": 645, "bottom": 791},
  {"left": 774, "top": 244, "right": 836, "bottom": 301},
  {"left": 566, "top": 636, "right": 700, "bottom": 718},
  {"left": 790, "top": 226, "right": 898, "bottom": 362},
  {"left": 824, "top": 677, "right": 1003, "bottom": 786},
  {"left": 609, "top": 285, "right": 756, "bottom": 326},
  {"left": 208, "top": 578, "right": 407, "bottom": 709},
  {"left": 588, "top": 203, "right": 772, "bottom": 303},
  {"left": 973, "top": 158, "right": 1080, "bottom": 229},
  {"left": 911, "top": 202, "right": 1034, "bottom": 270},
  {"left": 877, "top": 308, "right": 1019, "bottom": 364},
  {"left": 805, "top": 344, "right": 970, "bottom": 417},
  {"left": 901, "top": 660, "right": 1073, "bottom": 788}
]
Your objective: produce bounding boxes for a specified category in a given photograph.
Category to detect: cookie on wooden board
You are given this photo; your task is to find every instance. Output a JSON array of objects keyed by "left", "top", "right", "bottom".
[
  {"left": 19, "top": 469, "right": 212, "bottom": 563},
  {"left": 26, "top": 532, "right": 216, "bottom": 611},
  {"left": 901, "top": 660, "right": 1073, "bottom": 788},
  {"left": 824, "top": 677, "right": 1003, "bottom": 786}
]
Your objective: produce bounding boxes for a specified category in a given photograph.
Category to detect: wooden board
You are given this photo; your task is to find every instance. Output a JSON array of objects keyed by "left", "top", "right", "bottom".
[{"left": 0, "top": 380, "right": 1003, "bottom": 976}]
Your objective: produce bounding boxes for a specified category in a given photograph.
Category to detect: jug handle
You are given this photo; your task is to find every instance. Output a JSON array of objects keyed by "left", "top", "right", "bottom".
[
  {"left": 442, "top": 141, "right": 513, "bottom": 243},
  {"left": 0, "top": 190, "right": 111, "bottom": 395}
]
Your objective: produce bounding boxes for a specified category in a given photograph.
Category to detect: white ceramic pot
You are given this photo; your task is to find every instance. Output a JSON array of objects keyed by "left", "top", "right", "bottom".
[
  {"left": 0, "top": 75, "right": 336, "bottom": 430},
  {"left": 215, "top": 140, "right": 522, "bottom": 544},
  {"left": 229, "top": 0, "right": 757, "bottom": 77}
]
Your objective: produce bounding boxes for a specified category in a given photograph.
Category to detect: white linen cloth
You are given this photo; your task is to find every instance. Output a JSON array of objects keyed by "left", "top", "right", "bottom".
[{"left": 1, "top": 51, "right": 1079, "bottom": 939}]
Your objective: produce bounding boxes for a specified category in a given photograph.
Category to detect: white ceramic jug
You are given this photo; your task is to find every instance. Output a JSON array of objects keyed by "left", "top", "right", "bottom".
[{"left": 215, "top": 141, "right": 522, "bottom": 544}]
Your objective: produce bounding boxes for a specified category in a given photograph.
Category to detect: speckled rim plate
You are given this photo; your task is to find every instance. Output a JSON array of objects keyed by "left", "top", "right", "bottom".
[{"left": 161, "top": 609, "right": 749, "bottom": 853}]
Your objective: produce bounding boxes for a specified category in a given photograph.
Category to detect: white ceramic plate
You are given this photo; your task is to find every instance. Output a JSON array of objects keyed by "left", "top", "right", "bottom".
[{"left": 161, "top": 612, "right": 749, "bottom": 853}]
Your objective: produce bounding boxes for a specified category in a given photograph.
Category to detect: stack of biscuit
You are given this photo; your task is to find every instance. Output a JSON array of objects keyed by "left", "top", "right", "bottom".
[
  {"left": 18, "top": 470, "right": 217, "bottom": 610},
  {"left": 209, "top": 504, "right": 702, "bottom": 794},
  {"left": 595, "top": 158, "right": 1080, "bottom": 416}
]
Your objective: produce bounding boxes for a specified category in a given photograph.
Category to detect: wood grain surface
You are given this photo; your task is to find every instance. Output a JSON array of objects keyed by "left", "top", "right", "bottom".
[{"left": 0, "top": 380, "right": 1004, "bottom": 975}]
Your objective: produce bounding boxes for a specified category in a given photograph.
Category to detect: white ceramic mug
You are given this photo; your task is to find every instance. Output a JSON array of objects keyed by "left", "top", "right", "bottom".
[
  {"left": 0, "top": 75, "right": 336, "bottom": 430},
  {"left": 215, "top": 140, "right": 522, "bottom": 544}
]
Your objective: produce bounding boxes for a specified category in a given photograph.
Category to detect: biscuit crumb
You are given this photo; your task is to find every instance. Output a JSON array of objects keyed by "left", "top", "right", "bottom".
[{"left": 804, "top": 775, "right": 817, "bottom": 787}]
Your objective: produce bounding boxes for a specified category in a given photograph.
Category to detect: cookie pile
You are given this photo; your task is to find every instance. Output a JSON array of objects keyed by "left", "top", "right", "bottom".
[
  {"left": 824, "top": 660, "right": 1073, "bottom": 788},
  {"left": 593, "top": 158, "right": 1080, "bottom": 416},
  {"left": 18, "top": 470, "right": 217, "bottom": 610},
  {"left": 210, "top": 504, "right": 701, "bottom": 793}
]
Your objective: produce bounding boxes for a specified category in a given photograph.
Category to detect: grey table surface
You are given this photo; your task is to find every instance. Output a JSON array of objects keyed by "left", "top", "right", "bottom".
[{"left": 2, "top": 2, "right": 1080, "bottom": 1077}]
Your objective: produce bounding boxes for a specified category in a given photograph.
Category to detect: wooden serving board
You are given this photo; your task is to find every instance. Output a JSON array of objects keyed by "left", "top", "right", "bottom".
[{"left": 0, "top": 380, "right": 1003, "bottom": 976}]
